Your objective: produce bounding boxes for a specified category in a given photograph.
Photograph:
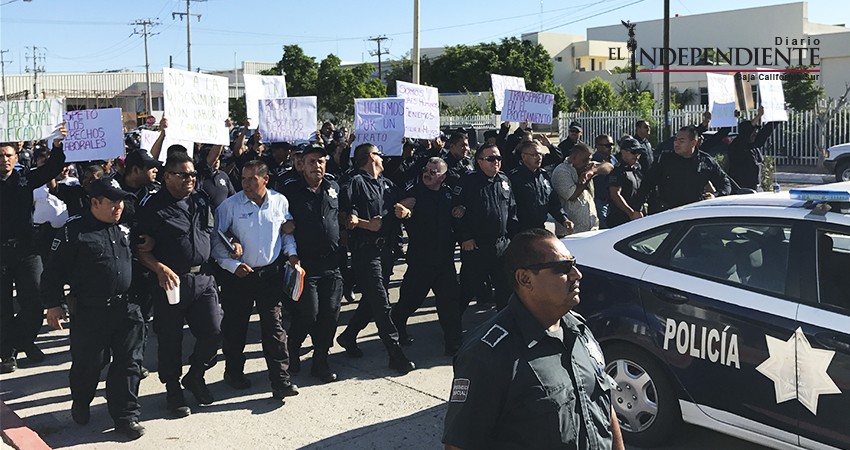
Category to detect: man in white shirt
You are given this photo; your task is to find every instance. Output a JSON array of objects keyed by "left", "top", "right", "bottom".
[{"left": 212, "top": 160, "right": 300, "bottom": 400}]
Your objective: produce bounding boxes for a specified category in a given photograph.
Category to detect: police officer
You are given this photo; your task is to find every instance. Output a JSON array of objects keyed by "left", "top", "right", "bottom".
[
  {"left": 636, "top": 125, "right": 731, "bottom": 213},
  {"left": 212, "top": 160, "right": 299, "bottom": 400},
  {"left": 557, "top": 121, "right": 584, "bottom": 156},
  {"left": 507, "top": 141, "right": 572, "bottom": 232},
  {"left": 452, "top": 143, "right": 518, "bottom": 311},
  {"left": 136, "top": 152, "right": 223, "bottom": 417},
  {"left": 443, "top": 228, "right": 625, "bottom": 450},
  {"left": 0, "top": 130, "right": 66, "bottom": 374},
  {"left": 283, "top": 145, "right": 343, "bottom": 383},
  {"left": 728, "top": 106, "right": 775, "bottom": 191},
  {"left": 336, "top": 143, "right": 415, "bottom": 374},
  {"left": 197, "top": 144, "right": 235, "bottom": 210},
  {"left": 607, "top": 137, "right": 645, "bottom": 228},
  {"left": 390, "top": 157, "right": 464, "bottom": 356},
  {"left": 442, "top": 132, "right": 474, "bottom": 187},
  {"left": 41, "top": 178, "right": 146, "bottom": 440}
]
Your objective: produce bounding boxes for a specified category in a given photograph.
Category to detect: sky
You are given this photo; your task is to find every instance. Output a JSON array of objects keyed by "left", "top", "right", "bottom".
[{"left": 0, "top": 0, "right": 847, "bottom": 75}]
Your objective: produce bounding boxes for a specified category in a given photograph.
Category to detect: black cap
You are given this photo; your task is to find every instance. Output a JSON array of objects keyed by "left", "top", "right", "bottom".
[
  {"left": 569, "top": 121, "right": 583, "bottom": 132},
  {"left": 86, "top": 177, "right": 135, "bottom": 201},
  {"left": 124, "top": 150, "right": 161, "bottom": 170},
  {"left": 302, "top": 144, "right": 328, "bottom": 157},
  {"left": 483, "top": 130, "right": 498, "bottom": 140},
  {"left": 619, "top": 137, "right": 643, "bottom": 152},
  {"left": 270, "top": 142, "right": 293, "bottom": 153}
]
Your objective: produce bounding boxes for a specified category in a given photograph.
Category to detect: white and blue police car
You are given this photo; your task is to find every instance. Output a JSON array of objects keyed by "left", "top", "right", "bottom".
[{"left": 564, "top": 182, "right": 850, "bottom": 449}]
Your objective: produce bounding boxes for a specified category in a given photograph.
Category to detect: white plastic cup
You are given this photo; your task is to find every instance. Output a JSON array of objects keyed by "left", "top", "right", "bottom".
[{"left": 166, "top": 279, "right": 181, "bottom": 305}]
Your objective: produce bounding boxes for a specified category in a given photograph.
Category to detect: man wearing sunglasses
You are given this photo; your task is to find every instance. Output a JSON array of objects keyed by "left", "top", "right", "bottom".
[
  {"left": 444, "top": 228, "right": 624, "bottom": 450},
  {"left": 452, "top": 144, "right": 518, "bottom": 311},
  {"left": 508, "top": 141, "right": 572, "bottom": 233},
  {"left": 607, "top": 137, "right": 646, "bottom": 228}
]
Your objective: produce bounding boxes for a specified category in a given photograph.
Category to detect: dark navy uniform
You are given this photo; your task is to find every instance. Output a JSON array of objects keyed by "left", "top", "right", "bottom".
[
  {"left": 442, "top": 153, "right": 473, "bottom": 187},
  {"left": 606, "top": 164, "right": 643, "bottom": 228},
  {"left": 136, "top": 189, "right": 222, "bottom": 394},
  {"left": 507, "top": 165, "right": 568, "bottom": 231},
  {"left": 1, "top": 145, "right": 65, "bottom": 366},
  {"left": 636, "top": 150, "right": 731, "bottom": 213},
  {"left": 391, "top": 182, "right": 463, "bottom": 354},
  {"left": 197, "top": 159, "right": 235, "bottom": 210},
  {"left": 728, "top": 121, "right": 774, "bottom": 191},
  {"left": 40, "top": 213, "right": 144, "bottom": 428},
  {"left": 284, "top": 176, "right": 343, "bottom": 379},
  {"left": 452, "top": 169, "right": 518, "bottom": 310},
  {"left": 443, "top": 296, "right": 617, "bottom": 450}
]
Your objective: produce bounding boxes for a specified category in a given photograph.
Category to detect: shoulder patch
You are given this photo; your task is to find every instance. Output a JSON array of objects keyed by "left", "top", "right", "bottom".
[
  {"left": 450, "top": 378, "right": 470, "bottom": 403},
  {"left": 50, "top": 238, "right": 61, "bottom": 251},
  {"left": 453, "top": 185, "right": 463, "bottom": 196},
  {"left": 139, "top": 192, "right": 155, "bottom": 207},
  {"left": 481, "top": 324, "right": 509, "bottom": 348}
]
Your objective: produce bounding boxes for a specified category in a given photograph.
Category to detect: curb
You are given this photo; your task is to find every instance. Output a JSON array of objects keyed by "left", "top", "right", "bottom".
[
  {"left": 0, "top": 400, "right": 51, "bottom": 450},
  {"left": 774, "top": 172, "right": 835, "bottom": 184}
]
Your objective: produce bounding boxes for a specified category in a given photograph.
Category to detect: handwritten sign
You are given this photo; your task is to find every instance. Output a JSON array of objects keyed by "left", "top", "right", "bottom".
[
  {"left": 0, "top": 99, "right": 65, "bottom": 142},
  {"left": 62, "top": 108, "right": 124, "bottom": 162},
  {"left": 243, "top": 74, "right": 288, "bottom": 129},
  {"left": 491, "top": 74, "right": 526, "bottom": 112},
  {"left": 352, "top": 98, "right": 405, "bottom": 156},
  {"left": 258, "top": 96, "right": 317, "bottom": 143},
  {"left": 501, "top": 89, "right": 554, "bottom": 125},
  {"left": 395, "top": 80, "right": 439, "bottom": 139},
  {"left": 163, "top": 68, "right": 229, "bottom": 145},
  {"left": 757, "top": 75, "right": 788, "bottom": 122},
  {"left": 706, "top": 73, "right": 738, "bottom": 127},
  {"left": 140, "top": 129, "right": 194, "bottom": 162}
]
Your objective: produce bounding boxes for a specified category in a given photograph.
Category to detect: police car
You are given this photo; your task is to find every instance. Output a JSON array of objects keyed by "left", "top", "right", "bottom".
[{"left": 563, "top": 182, "right": 850, "bottom": 449}]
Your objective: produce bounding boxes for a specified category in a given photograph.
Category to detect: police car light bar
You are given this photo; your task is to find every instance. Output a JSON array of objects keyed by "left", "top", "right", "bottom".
[{"left": 789, "top": 188, "right": 850, "bottom": 203}]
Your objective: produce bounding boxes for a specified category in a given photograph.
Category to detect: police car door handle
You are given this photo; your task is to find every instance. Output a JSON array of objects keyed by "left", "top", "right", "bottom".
[
  {"left": 815, "top": 332, "right": 850, "bottom": 354},
  {"left": 651, "top": 287, "right": 689, "bottom": 304}
]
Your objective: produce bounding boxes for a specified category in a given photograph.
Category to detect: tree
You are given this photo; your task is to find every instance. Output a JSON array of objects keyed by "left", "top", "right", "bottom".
[
  {"left": 261, "top": 45, "right": 318, "bottom": 97},
  {"left": 573, "top": 77, "right": 617, "bottom": 111},
  {"left": 784, "top": 65, "right": 824, "bottom": 111},
  {"left": 316, "top": 54, "right": 385, "bottom": 121},
  {"left": 228, "top": 97, "right": 246, "bottom": 125}
]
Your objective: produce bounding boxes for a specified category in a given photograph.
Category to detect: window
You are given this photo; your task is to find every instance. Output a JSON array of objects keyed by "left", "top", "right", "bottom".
[
  {"left": 617, "top": 227, "right": 673, "bottom": 263},
  {"left": 669, "top": 223, "right": 790, "bottom": 295},
  {"left": 591, "top": 58, "right": 596, "bottom": 71},
  {"left": 817, "top": 229, "right": 850, "bottom": 310},
  {"left": 699, "top": 87, "right": 709, "bottom": 106},
  {"left": 575, "top": 58, "right": 581, "bottom": 70}
]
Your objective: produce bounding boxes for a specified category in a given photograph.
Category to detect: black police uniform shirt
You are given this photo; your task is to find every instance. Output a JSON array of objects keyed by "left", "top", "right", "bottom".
[
  {"left": 606, "top": 163, "right": 643, "bottom": 228},
  {"left": 117, "top": 177, "right": 160, "bottom": 228},
  {"left": 442, "top": 153, "right": 473, "bottom": 187},
  {"left": 637, "top": 150, "right": 731, "bottom": 211},
  {"left": 402, "top": 182, "right": 455, "bottom": 266},
  {"left": 443, "top": 296, "right": 616, "bottom": 450},
  {"left": 452, "top": 170, "right": 518, "bottom": 245},
  {"left": 136, "top": 188, "right": 214, "bottom": 274},
  {"left": 54, "top": 183, "right": 89, "bottom": 218},
  {"left": 0, "top": 146, "right": 65, "bottom": 243},
  {"left": 340, "top": 170, "right": 403, "bottom": 243},
  {"left": 507, "top": 164, "right": 568, "bottom": 231},
  {"left": 727, "top": 121, "right": 775, "bottom": 191},
  {"left": 284, "top": 177, "right": 341, "bottom": 272},
  {"left": 40, "top": 213, "right": 135, "bottom": 311},
  {"left": 197, "top": 159, "right": 235, "bottom": 210},
  {"left": 636, "top": 136, "right": 654, "bottom": 175}
]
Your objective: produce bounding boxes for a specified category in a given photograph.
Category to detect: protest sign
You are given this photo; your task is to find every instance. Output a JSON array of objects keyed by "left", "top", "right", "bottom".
[
  {"left": 491, "top": 74, "right": 526, "bottom": 112},
  {"left": 0, "top": 99, "right": 65, "bottom": 142},
  {"left": 61, "top": 108, "right": 124, "bottom": 162},
  {"left": 707, "top": 73, "right": 738, "bottom": 127},
  {"left": 352, "top": 98, "right": 405, "bottom": 156},
  {"left": 163, "top": 68, "right": 229, "bottom": 145},
  {"left": 395, "top": 80, "right": 440, "bottom": 139},
  {"left": 258, "top": 96, "right": 317, "bottom": 143},
  {"left": 757, "top": 75, "right": 788, "bottom": 122},
  {"left": 501, "top": 89, "right": 554, "bottom": 125},
  {"left": 243, "top": 74, "right": 288, "bottom": 129},
  {"left": 140, "top": 129, "right": 194, "bottom": 162}
]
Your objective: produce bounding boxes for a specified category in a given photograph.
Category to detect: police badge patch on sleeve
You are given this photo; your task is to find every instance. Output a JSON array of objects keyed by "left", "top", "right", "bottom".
[
  {"left": 51, "top": 238, "right": 61, "bottom": 251},
  {"left": 450, "top": 378, "right": 470, "bottom": 402}
]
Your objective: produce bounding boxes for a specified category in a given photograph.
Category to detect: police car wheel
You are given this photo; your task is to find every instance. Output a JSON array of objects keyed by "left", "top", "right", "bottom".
[
  {"left": 836, "top": 161, "right": 850, "bottom": 182},
  {"left": 604, "top": 344, "right": 681, "bottom": 447}
]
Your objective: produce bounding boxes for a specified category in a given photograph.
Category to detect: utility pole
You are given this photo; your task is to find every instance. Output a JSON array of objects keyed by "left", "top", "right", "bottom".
[
  {"left": 663, "top": 0, "right": 671, "bottom": 140},
  {"left": 132, "top": 19, "right": 160, "bottom": 115},
  {"left": 25, "top": 46, "right": 45, "bottom": 99},
  {"left": 172, "top": 0, "right": 205, "bottom": 72},
  {"left": 367, "top": 35, "right": 390, "bottom": 83},
  {"left": 412, "top": 0, "right": 420, "bottom": 84},
  {"left": 0, "top": 49, "right": 10, "bottom": 101}
]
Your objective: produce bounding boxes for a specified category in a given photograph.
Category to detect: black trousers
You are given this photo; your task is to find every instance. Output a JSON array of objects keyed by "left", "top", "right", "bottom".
[
  {"left": 392, "top": 261, "right": 463, "bottom": 348},
  {"left": 341, "top": 243, "right": 401, "bottom": 350},
  {"left": 152, "top": 272, "right": 222, "bottom": 385},
  {"left": 289, "top": 268, "right": 342, "bottom": 356},
  {"left": 70, "top": 303, "right": 144, "bottom": 424},
  {"left": 0, "top": 245, "right": 43, "bottom": 359},
  {"left": 219, "top": 264, "right": 291, "bottom": 385},
  {"left": 459, "top": 237, "right": 510, "bottom": 310}
]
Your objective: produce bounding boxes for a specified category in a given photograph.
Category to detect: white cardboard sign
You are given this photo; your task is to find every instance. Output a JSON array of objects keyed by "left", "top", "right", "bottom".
[
  {"left": 395, "top": 80, "right": 440, "bottom": 139},
  {"left": 352, "top": 98, "right": 405, "bottom": 156},
  {"left": 707, "top": 73, "right": 738, "bottom": 127},
  {"left": 62, "top": 108, "right": 124, "bottom": 162},
  {"left": 491, "top": 74, "right": 526, "bottom": 112},
  {"left": 243, "top": 74, "right": 288, "bottom": 129},
  {"left": 163, "top": 68, "right": 229, "bottom": 145},
  {"left": 0, "top": 99, "right": 65, "bottom": 142},
  {"left": 500, "top": 89, "right": 555, "bottom": 125},
  {"left": 258, "top": 97, "right": 317, "bottom": 143}
]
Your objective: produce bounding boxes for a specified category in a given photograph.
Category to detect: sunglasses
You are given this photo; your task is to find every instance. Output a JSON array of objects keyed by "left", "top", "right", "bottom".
[
  {"left": 371, "top": 151, "right": 385, "bottom": 158},
  {"left": 479, "top": 155, "right": 502, "bottom": 162},
  {"left": 423, "top": 168, "right": 446, "bottom": 176},
  {"left": 168, "top": 171, "right": 198, "bottom": 180},
  {"left": 600, "top": 143, "right": 614, "bottom": 148},
  {"left": 522, "top": 257, "right": 577, "bottom": 275}
]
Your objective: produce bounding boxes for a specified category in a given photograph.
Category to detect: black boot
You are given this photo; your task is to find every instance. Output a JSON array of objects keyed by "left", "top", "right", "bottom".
[
  {"left": 181, "top": 368, "right": 214, "bottom": 405},
  {"left": 310, "top": 351, "right": 338, "bottom": 383},
  {"left": 165, "top": 383, "right": 191, "bottom": 418},
  {"left": 387, "top": 345, "right": 415, "bottom": 375}
]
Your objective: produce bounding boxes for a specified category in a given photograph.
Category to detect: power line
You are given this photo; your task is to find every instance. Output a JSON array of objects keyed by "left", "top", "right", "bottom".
[
  {"left": 367, "top": 35, "right": 390, "bottom": 81},
  {"left": 25, "top": 46, "right": 45, "bottom": 99},
  {"left": 172, "top": 0, "right": 205, "bottom": 72},
  {"left": 132, "top": 18, "right": 160, "bottom": 114},
  {"left": 0, "top": 49, "right": 11, "bottom": 101}
]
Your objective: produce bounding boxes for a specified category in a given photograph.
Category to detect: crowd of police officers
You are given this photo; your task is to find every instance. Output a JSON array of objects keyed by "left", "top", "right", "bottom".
[{"left": 0, "top": 109, "right": 770, "bottom": 440}]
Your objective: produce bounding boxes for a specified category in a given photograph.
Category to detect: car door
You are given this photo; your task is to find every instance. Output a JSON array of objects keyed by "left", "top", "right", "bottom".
[
  {"left": 795, "top": 224, "right": 850, "bottom": 450},
  {"left": 639, "top": 218, "right": 803, "bottom": 446}
]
